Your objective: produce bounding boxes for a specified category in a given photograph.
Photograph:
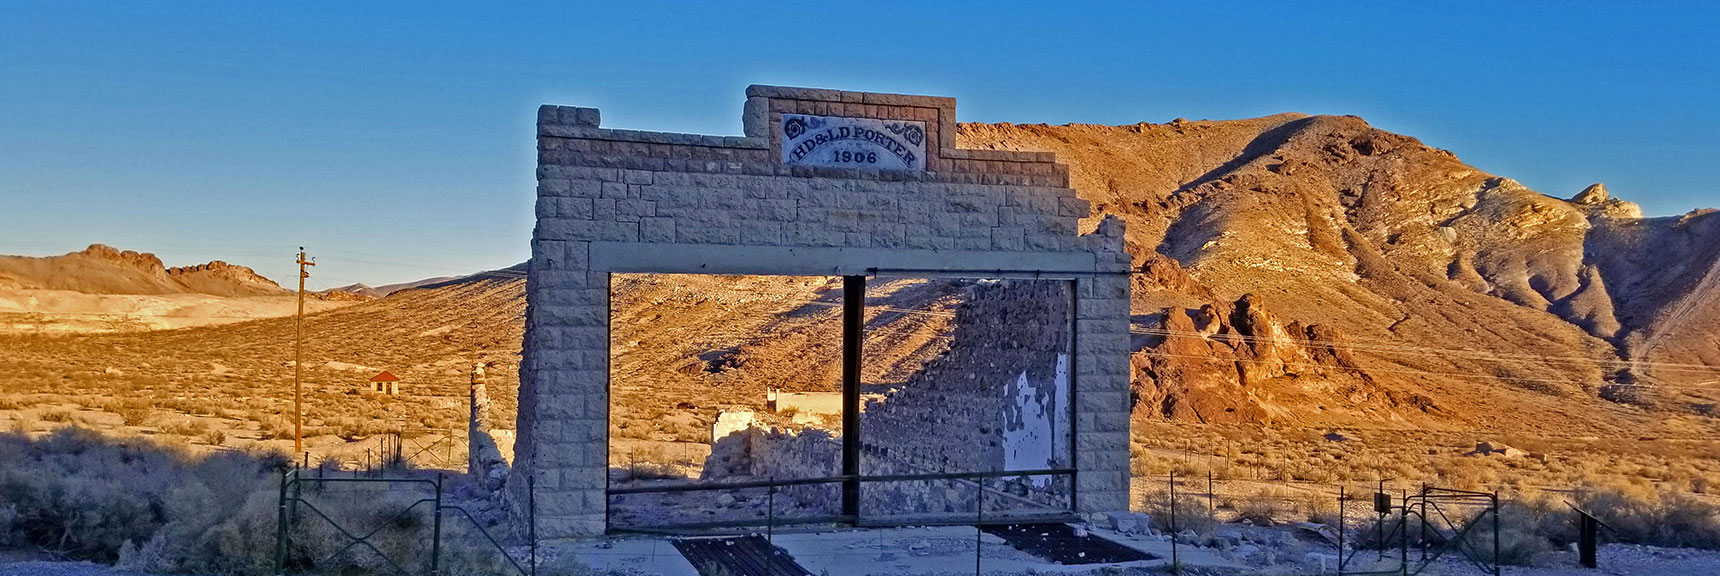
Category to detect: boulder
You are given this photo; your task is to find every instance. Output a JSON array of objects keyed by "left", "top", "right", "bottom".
[
  {"left": 1105, "top": 511, "right": 1153, "bottom": 534},
  {"left": 1474, "top": 441, "right": 1522, "bottom": 457}
]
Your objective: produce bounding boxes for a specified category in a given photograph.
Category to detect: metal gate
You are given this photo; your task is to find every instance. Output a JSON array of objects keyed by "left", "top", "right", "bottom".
[
  {"left": 1338, "top": 485, "right": 1501, "bottom": 576},
  {"left": 274, "top": 468, "right": 536, "bottom": 576}
]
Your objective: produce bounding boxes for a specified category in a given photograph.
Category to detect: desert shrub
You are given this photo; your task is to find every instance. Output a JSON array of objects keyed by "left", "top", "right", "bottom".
[
  {"left": 40, "top": 410, "right": 72, "bottom": 423},
  {"left": 159, "top": 418, "right": 209, "bottom": 437},
  {"left": 114, "top": 402, "right": 153, "bottom": 427},
  {"left": 1231, "top": 487, "right": 1291, "bottom": 525},
  {"left": 259, "top": 416, "right": 295, "bottom": 441},
  {"left": 0, "top": 428, "right": 199, "bottom": 559},
  {"left": 1300, "top": 490, "right": 1342, "bottom": 526},
  {"left": 201, "top": 428, "right": 227, "bottom": 446},
  {"left": 1143, "top": 490, "right": 1215, "bottom": 536},
  {"left": 1480, "top": 495, "right": 1563, "bottom": 565},
  {"left": 0, "top": 429, "right": 513, "bottom": 575}
]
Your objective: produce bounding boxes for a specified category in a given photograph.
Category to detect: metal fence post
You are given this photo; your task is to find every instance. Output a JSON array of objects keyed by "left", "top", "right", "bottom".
[
  {"left": 767, "top": 477, "right": 777, "bottom": 576},
  {"left": 1338, "top": 485, "right": 1345, "bottom": 576},
  {"left": 529, "top": 473, "right": 538, "bottom": 576},
  {"left": 1207, "top": 470, "right": 1214, "bottom": 519},
  {"left": 974, "top": 481, "right": 984, "bottom": 576},
  {"left": 1492, "top": 490, "right": 1500, "bottom": 576},
  {"left": 275, "top": 469, "right": 289, "bottom": 575},
  {"left": 431, "top": 473, "right": 444, "bottom": 576},
  {"left": 1400, "top": 489, "right": 1408, "bottom": 576},
  {"left": 1419, "top": 483, "right": 1428, "bottom": 563},
  {"left": 1378, "top": 479, "right": 1386, "bottom": 560},
  {"left": 1169, "top": 470, "right": 1179, "bottom": 574}
]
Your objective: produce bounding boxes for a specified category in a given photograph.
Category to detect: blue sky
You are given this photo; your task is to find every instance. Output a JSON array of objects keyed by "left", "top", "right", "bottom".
[{"left": 2, "top": 2, "right": 1717, "bottom": 286}]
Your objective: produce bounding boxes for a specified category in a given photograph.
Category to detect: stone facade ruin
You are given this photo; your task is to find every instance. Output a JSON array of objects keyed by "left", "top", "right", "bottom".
[{"left": 513, "top": 85, "right": 1132, "bottom": 536}]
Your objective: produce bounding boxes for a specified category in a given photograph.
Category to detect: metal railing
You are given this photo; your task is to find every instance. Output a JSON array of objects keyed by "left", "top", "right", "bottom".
[{"left": 606, "top": 467, "right": 1078, "bottom": 533}]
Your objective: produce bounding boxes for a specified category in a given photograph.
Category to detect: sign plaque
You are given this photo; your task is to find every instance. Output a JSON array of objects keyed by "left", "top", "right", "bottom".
[{"left": 780, "top": 114, "right": 927, "bottom": 171}]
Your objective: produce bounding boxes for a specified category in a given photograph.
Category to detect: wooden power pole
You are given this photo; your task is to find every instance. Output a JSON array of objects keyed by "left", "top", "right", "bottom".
[{"left": 295, "top": 248, "right": 315, "bottom": 456}]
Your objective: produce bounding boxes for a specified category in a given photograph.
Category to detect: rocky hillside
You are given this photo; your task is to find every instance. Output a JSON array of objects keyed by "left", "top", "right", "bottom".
[
  {"left": 959, "top": 115, "right": 1720, "bottom": 434},
  {"left": 0, "top": 244, "right": 287, "bottom": 297}
]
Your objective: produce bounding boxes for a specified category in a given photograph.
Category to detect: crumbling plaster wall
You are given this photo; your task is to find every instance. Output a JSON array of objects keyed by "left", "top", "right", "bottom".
[{"left": 514, "top": 85, "right": 1132, "bottom": 537}]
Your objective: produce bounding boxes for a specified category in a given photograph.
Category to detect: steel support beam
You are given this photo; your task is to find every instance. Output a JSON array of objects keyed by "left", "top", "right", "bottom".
[{"left": 841, "top": 275, "right": 865, "bottom": 517}]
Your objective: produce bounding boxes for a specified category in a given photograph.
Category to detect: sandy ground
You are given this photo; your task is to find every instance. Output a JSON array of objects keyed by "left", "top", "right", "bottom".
[{"left": 0, "top": 289, "right": 354, "bottom": 333}]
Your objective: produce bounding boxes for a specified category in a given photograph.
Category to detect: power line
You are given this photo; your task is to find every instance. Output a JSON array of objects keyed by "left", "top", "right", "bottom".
[
  {"left": 656, "top": 281, "right": 1720, "bottom": 378},
  {"left": 1133, "top": 327, "right": 1720, "bottom": 375}
]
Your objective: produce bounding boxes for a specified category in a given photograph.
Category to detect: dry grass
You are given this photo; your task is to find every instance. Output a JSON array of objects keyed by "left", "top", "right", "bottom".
[
  {"left": 0, "top": 428, "right": 530, "bottom": 575},
  {"left": 0, "top": 275, "right": 523, "bottom": 468}
]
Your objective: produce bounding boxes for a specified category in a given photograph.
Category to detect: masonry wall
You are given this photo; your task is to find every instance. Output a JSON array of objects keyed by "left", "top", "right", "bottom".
[{"left": 513, "top": 85, "right": 1132, "bottom": 537}]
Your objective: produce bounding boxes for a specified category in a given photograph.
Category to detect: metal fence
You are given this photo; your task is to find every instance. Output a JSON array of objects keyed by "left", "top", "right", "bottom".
[
  {"left": 1146, "top": 472, "right": 1502, "bottom": 575},
  {"left": 273, "top": 468, "right": 536, "bottom": 576}
]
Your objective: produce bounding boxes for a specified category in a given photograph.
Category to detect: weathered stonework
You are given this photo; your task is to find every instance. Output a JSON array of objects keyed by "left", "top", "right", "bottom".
[{"left": 513, "top": 85, "right": 1132, "bottom": 537}]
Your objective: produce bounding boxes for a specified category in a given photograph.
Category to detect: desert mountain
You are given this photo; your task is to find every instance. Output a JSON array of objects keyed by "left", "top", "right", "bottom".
[
  {"left": 0, "top": 244, "right": 288, "bottom": 297},
  {"left": 331, "top": 277, "right": 459, "bottom": 299},
  {"left": 959, "top": 115, "right": 1720, "bottom": 433}
]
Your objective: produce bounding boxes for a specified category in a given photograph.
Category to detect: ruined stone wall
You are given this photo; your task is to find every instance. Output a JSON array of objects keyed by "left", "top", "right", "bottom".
[
  {"left": 859, "top": 280, "right": 1071, "bottom": 473},
  {"left": 515, "top": 85, "right": 1132, "bottom": 536}
]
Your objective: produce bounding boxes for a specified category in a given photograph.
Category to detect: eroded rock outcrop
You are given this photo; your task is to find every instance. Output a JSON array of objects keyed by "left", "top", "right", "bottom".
[
  {"left": 0, "top": 244, "right": 287, "bottom": 296},
  {"left": 1131, "top": 294, "right": 1431, "bottom": 425}
]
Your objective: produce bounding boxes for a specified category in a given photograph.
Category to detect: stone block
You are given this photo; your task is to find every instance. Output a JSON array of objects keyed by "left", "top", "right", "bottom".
[
  {"left": 541, "top": 288, "right": 606, "bottom": 307},
  {"left": 1075, "top": 491, "right": 1128, "bottom": 514},
  {"left": 536, "top": 515, "right": 605, "bottom": 538},
  {"left": 1059, "top": 196, "right": 1091, "bottom": 218},
  {"left": 1076, "top": 431, "right": 1128, "bottom": 452},
  {"left": 555, "top": 106, "right": 600, "bottom": 127},
  {"left": 562, "top": 467, "right": 606, "bottom": 489},
  {"left": 616, "top": 199, "right": 656, "bottom": 218},
  {"left": 1078, "top": 297, "right": 1130, "bottom": 319},
  {"left": 990, "top": 227, "right": 1024, "bottom": 251},
  {"left": 535, "top": 488, "right": 591, "bottom": 516},
  {"left": 1075, "top": 410, "right": 1131, "bottom": 436},
  {"left": 1077, "top": 391, "right": 1128, "bottom": 413},
  {"left": 738, "top": 221, "right": 786, "bottom": 245},
  {"left": 1024, "top": 232, "right": 1060, "bottom": 252},
  {"left": 1075, "top": 470, "right": 1126, "bottom": 492},
  {"left": 559, "top": 197, "right": 594, "bottom": 219},
  {"left": 529, "top": 269, "right": 589, "bottom": 290},
  {"left": 558, "top": 327, "right": 607, "bottom": 350},
  {"left": 566, "top": 179, "right": 603, "bottom": 198},
  {"left": 559, "top": 420, "right": 606, "bottom": 443},
  {"left": 640, "top": 217, "right": 675, "bottom": 243},
  {"left": 954, "top": 237, "right": 991, "bottom": 251},
  {"left": 536, "top": 442, "right": 586, "bottom": 468},
  {"left": 759, "top": 199, "right": 798, "bottom": 221},
  {"left": 1081, "top": 450, "right": 1131, "bottom": 472},
  {"left": 538, "top": 305, "right": 606, "bottom": 327},
  {"left": 600, "top": 182, "right": 629, "bottom": 199}
]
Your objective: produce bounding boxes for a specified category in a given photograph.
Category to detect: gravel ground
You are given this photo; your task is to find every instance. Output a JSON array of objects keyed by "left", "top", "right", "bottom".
[
  {"left": 1492, "top": 544, "right": 1720, "bottom": 576},
  {"left": 0, "top": 562, "right": 150, "bottom": 576},
  {"left": 4, "top": 542, "right": 1718, "bottom": 575}
]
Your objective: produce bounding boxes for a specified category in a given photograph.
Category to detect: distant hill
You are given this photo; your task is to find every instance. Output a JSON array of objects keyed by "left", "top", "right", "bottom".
[
  {"left": 0, "top": 244, "right": 287, "bottom": 297},
  {"left": 331, "top": 277, "right": 458, "bottom": 299},
  {"left": 959, "top": 114, "right": 1720, "bottom": 433}
]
